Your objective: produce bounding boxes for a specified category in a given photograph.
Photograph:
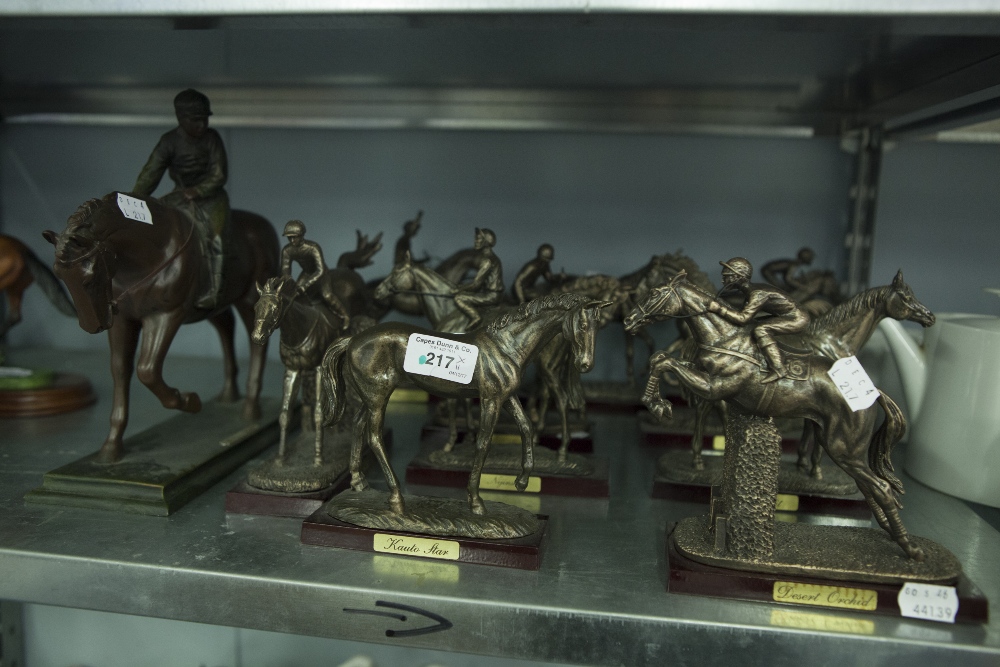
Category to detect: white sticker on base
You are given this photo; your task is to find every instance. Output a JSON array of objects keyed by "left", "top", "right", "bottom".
[
  {"left": 898, "top": 582, "right": 959, "bottom": 623},
  {"left": 827, "top": 355, "right": 879, "bottom": 411},
  {"left": 117, "top": 193, "right": 153, "bottom": 224},
  {"left": 403, "top": 333, "right": 479, "bottom": 385}
]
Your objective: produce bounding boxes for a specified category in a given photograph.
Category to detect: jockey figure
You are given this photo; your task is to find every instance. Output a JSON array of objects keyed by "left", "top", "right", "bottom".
[
  {"left": 709, "top": 257, "right": 810, "bottom": 383},
  {"left": 133, "top": 89, "right": 229, "bottom": 309},
  {"left": 453, "top": 227, "right": 504, "bottom": 329},
  {"left": 280, "top": 220, "right": 350, "bottom": 329},
  {"left": 512, "top": 243, "right": 555, "bottom": 304}
]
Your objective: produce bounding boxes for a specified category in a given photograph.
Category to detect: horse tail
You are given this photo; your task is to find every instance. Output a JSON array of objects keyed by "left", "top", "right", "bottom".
[
  {"left": 320, "top": 337, "right": 352, "bottom": 427},
  {"left": 870, "top": 389, "right": 907, "bottom": 503},
  {"left": 23, "top": 246, "right": 76, "bottom": 317}
]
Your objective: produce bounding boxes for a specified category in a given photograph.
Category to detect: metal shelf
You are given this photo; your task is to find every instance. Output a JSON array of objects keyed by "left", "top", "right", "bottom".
[{"left": 1, "top": 348, "right": 998, "bottom": 666}]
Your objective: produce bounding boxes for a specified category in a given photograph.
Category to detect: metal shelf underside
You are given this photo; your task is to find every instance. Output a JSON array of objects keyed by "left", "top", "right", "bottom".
[{"left": 1, "top": 348, "right": 998, "bottom": 666}]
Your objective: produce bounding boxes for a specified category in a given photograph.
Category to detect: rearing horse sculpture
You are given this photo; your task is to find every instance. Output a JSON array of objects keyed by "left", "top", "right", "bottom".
[
  {"left": 44, "top": 193, "right": 279, "bottom": 463},
  {"left": 624, "top": 272, "right": 923, "bottom": 560},
  {"left": 321, "top": 293, "right": 610, "bottom": 516}
]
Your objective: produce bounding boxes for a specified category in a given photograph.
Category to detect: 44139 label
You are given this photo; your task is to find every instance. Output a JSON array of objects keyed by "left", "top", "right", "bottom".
[
  {"left": 897, "top": 582, "right": 958, "bottom": 623},
  {"left": 403, "top": 333, "right": 479, "bottom": 385}
]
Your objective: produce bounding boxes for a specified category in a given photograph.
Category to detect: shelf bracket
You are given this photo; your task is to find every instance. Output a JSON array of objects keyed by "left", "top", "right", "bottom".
[{"left": 844, "top": 125, "right": 883, "bottom": 296}]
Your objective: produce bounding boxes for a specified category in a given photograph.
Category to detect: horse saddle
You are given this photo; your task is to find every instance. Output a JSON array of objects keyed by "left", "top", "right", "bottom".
[{"left": 774, "top": 341, "right": 812, "bottom": 381}]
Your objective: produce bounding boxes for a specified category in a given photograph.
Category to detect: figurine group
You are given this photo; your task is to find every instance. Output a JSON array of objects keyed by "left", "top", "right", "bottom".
[{"left": 35, "top": 89, "right": 954, "bottom": 586}]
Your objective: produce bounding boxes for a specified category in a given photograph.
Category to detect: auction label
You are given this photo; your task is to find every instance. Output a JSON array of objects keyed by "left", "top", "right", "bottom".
[
  {"left": 775, "top": 494, "right": 800, "bottom": 512},
  {"left": 480, "top": 474, "right": 542, "bottom": 493},
  {"left": 898, "top": 582, "right": 958, "bottom": 623},
  {"left": 403, "top": 333, "right": 478, "bottom": 385},
  {"left": 827, "top": 355, "right": 879, "bottom": 411},
  {"left": 117, "top": 193, "right": 153, "bottom": 224},
  {"left": 373, "top": 534, "right": 459, "bottom": 561},
  {"left": 773, "top": 582, "right": 878, "bottom": 612},
  {"left": 769, "top": 609, "right": 874, "bottom": 635}
]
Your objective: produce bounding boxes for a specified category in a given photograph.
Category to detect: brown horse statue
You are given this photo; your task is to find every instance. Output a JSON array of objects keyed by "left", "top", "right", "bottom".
[
  {"left": 0, "top": 233, "right": 75, "bottom": 338},
  {"left": 43, "top": 192, "right": 279, "bottom": 463}
]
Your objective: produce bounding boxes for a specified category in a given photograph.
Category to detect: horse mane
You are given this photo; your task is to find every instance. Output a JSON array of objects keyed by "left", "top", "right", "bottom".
[
  {"left": 805, "top": 284, "right": 892, "bottom": 335},
  {"left": 486, "top": 292, "right": 590, "bottom": 334},
  {"left": 55, "top": 198, "right": 106, "bottom": 257},
  {"left": 561, "top": 274, "right": 620, "bottom": 295}
]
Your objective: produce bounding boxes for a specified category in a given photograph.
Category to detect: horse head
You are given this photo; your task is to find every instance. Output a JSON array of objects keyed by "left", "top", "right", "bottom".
[
  {"left": 886, "top": 269, "right": 936, "bottom": 328},
  {"left": 374, "top": 251, "right": 416, "bottom": 301},
  {"left": 565, "top": 299, "right": 614, "bottom": 373},
  {"left": 252, "top": 275, "right": 295, "bottom": 344},
  {"left": 624, "top": 270, "right": 687, "bottom": 333},
  {"left": 43, "top": 228, "right": 116, "bottom": 334}
]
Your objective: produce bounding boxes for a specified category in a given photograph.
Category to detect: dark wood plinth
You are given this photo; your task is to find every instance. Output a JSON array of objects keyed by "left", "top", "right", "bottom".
[
  {"left": 0, "top": 372, "right": 96, "bottom": 418},
  {"left": 406, "top": 442, "right": 610, "bottom": 498},
  {"left": 420, "top": 422, "right": 593, "bottom": 454},
  {"left": 225, "top": 477, "right": 349, "bottom": 518},
  {"left": 301, "top": 505, "right": 547, "bottom": 570},
  {"left": 639, "top": 409, "right": 801, "bottom": 454},
  {"left": 667, "top": 528, "right": 989, "bottom": 624},
  {"left": 25, "top": 398, "right": 281, "bottom": 516}
]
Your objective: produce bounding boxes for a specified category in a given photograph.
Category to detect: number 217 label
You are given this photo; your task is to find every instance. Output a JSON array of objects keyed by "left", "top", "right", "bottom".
[{"left": 403, "top": 333, "right": 479, "bottom": 385}]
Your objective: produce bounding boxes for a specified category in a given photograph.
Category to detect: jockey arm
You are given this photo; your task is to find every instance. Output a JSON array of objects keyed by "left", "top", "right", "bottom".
[
  {"left": 187, "top": 133, "right": 228, "bottom": 200},
  {"left": 132, "top": 134, "right": 171, "bottom": 196},
  {"left": 709, "top": 290, "right": 775, "bottom": 325},
  {"left": 460, "top": 255, "right": 494, "bottom": 292}
]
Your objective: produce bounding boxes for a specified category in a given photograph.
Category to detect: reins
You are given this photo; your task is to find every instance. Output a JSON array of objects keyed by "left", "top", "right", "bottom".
[{"left": 108, "top": 222, "right": 197, "bottom": 312}]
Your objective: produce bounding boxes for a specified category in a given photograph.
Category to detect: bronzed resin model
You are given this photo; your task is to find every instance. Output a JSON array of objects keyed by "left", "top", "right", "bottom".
[
  {"left": 318, "top": 293, "right": 609, "bottom": 537},
  {"left": 625, "top": 271, "right": 966, "bottom": 588}
]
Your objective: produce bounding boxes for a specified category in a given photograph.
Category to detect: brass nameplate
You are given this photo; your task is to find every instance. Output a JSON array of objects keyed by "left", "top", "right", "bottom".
[
  {"left": 481, "top": 490, "right": 541, "bottom": 513},
  {"left": 773, "top": 582, "right": 877, "bottom": 612},
  {"left": 712, "top": 435, "right": 726, "bottom": 450},
  {"left": 480, "top": 473, "right": 542, "bottom": 493},
  {"left": 770, "top": 609, "right": 875, "bottom": 635},
  {"left": 491, "top": 433, "right": 521, "bottom": 445},
  {"left": 389, "top": 388, "right": 430, "bottom": 403},
  {"left": 775, "top": 494, "right": 800, "bottom": 511},
  {"left": 373, "top": 534, "right": 459, "bottom": 561}
]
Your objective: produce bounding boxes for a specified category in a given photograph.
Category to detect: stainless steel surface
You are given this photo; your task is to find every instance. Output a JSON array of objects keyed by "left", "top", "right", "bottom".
[{"left": 1, "top": 348, "right": 998, "bottom": 665}]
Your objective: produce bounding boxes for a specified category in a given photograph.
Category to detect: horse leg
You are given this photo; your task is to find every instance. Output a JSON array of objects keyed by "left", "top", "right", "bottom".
[
  {"left": 207, "top": 308, "right": 239, "bottom": 403},
  {"left": 301, "top": 369, "right": 316, "bottom": 433},
  {"left": 233, "top": 297, "right": 264, "bottom": 421},
  {"left": 637, "top": 328, "right": 657, "bottom": 374},
  {"left": 552, "top": 383, "right": 571, "bottom": 462},
  {"left": 136, "top": 312, "right": 201, "bottom": 413},
  {"left": 467, "top": 398, "right": 500, "bottom": 515},
  {"left": 276, "top": 368, "right": 301, "bottom": 465},
  {"left": 691, "top": 398, "right": 711, "bottom": 471},
  {"left": 820, "top": 417, "right": 925, "bottom": 561},
  {"left": 312, "top": 368, "right": 325, "bottom": 466},
  {"left": 624, "top": 333, "right": 635, "bottom": 386},
  {"left": 443, "top": 398, "right": 458, "bottom": 451},
  {"left": 505, "top": 395, "right": 535, "bottom": 491},
  {"left": 97, "top": 319, "right": 141, "bottom": 463},
  {"left": 349, "top": 411, "right": 369, "bottom": 492},
  {"left": 368, "top": 400, "right": 404, "bottom": 514},
  {"left": 796, "top": 420, "right": 824, "bottom": 478}
]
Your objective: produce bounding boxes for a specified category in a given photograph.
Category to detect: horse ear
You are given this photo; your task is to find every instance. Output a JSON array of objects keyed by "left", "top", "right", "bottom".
[
  {"left": 42, "top": 230, "right": 59, "bottom": 246},
  {"left": 893, "top": 269, "right": 904, "bottom": 285},
  {"left": 256, "top": 281, "right": 263, "bottom": 295},
  {"left": 403, "top": 250, "right": 412, "bottom": 265}
]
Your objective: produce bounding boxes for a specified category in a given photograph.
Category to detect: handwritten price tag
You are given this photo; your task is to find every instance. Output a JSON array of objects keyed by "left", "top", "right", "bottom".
[
  {"left": 403, "top": 333, "right": 479, "bottom": 385},
  {"left": 116, "top": 193, "right": 152, "bottom": 224},
  {"left": 827, "top": 356, "right": 879, "bottom": 411},
  {"left": 898, "top": 582, "right": 958, "bottom": 623}
]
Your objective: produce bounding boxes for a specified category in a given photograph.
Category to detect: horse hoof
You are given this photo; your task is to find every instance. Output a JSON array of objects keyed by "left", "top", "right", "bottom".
[
  {"left": 390, "top": 497, "right": 405, "bottom": 514},
  {"left": 693, "top": 459, "right": 705, "bottom": 471},
  {"left": 94, "top": 445, "right": 123, "bottom": 465},
  {"left": 810, "top": 468, "right": 824, "bottom": 481},
  {"left": 182, "top": 392, "right": 202, "bottom": 413},
  {"left": 907, "top": 545, "right": 926, "bottom": 562},
  {"left": 217, "top": 388, "right": 240, "bottom": 403},
  {"left": 515, "top": 474, "right": 529, "bottom": 492},
  {"left": 242, "top": 402, "right": 262, "bottom": 422},
  {"left": 469, "top": 499, "right": 486, "bottom": 516},
  {"left": 350, "top": 476, "right": 370, "bottom": 492}
]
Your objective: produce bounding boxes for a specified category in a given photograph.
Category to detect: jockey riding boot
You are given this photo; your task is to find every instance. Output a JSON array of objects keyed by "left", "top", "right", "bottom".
[
  {"left": 321, "top": 285, "right": 351, "bottom": 331},
  {"left": 455, "top": 297, "right": 482, "bottom": 329},
  {"left": 197, "top": 236, "right": 224, "bottom": 309},
  {"left": 760, "top": 341, "right": 787, "bottom": 384}
]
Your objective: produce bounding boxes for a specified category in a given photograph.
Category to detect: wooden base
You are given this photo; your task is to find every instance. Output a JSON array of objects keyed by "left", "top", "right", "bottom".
[
  {"left": 225, "top": 477, "right": 349, "bottom": 518},
  {"left": 667, "top": 526, "right": 989, "bottom": 624},
  {"left": 25, "top": 398, "right": 281, "bottom": 516},
  {"left": 225, "top": 429, "right": 392, "bottom": 518},
  {"left": 653, "top": 478, "right": 870, "bottom": 517},
  {"left": 638, "top": 408, "right": 801, "bottom": 454},
  {"left": 301, "top": 503, "right": 547, "bottom": 570},
  {"left": 407, "top": 440, "right": 610, "bottom": 498},
  {"left": 0, "top": 372, "right": 96, "bottom": 418}
]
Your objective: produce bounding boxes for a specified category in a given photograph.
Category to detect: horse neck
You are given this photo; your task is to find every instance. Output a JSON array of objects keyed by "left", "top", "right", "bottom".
[
  {"left": 808, "top": 289, "right": 885, "bottom": 354},
  {"left": 276, "top": 293, "right": 323, "bottom": 348},
  {"left": 102, "top": 207, "right": 187, "bottom": 280},
  {"left": 490, "top": 308, "right": 568, "bottom": 366},
  {"left": 411, "top": 266, "right": 459, "bottom": 328},
  {"left": 676, "top": 283, "right": 737, "bottom": 347}
]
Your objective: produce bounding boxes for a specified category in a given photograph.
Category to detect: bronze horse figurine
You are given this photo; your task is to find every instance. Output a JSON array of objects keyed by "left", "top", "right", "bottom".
[
  {"left": 252, "top": 275, "right": 348, "bottom": 467},
  {"left": 0, "top": 233, "right": 75, "bottom": 338},
  {"left": 624, "top": 271, "right": 923, "bottom": 560},
  {"left": 43, "top": 193, "right": 279, "bottom": 463},
  {"left": 321, "top": 293, "right": 610, "bottom": 516}
]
